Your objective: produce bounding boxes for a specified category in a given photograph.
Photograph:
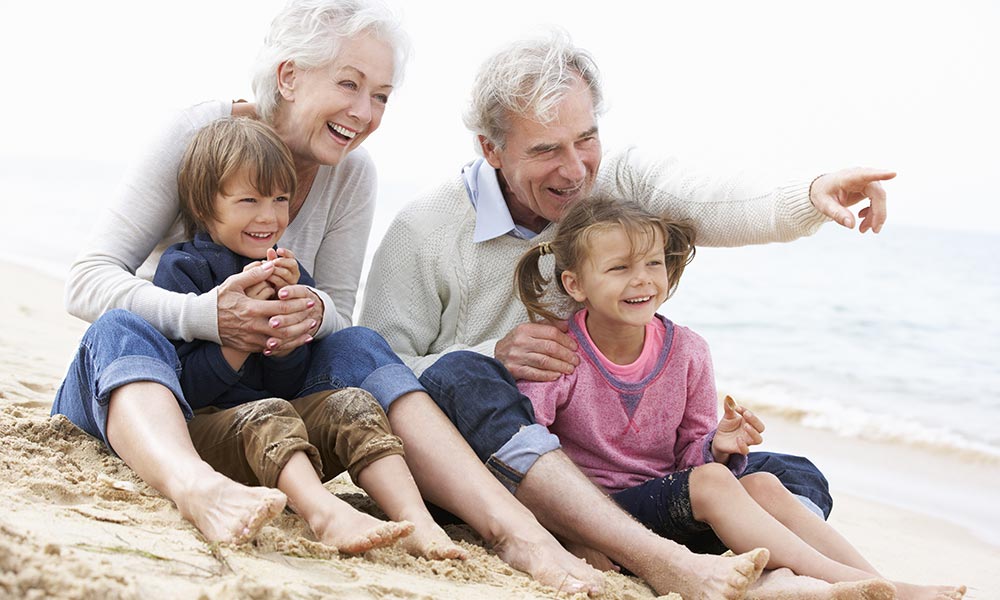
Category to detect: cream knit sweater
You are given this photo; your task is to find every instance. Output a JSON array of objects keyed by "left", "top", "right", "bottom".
[{"left": 360, "top": 148, "right": 827, "bottom": 375}]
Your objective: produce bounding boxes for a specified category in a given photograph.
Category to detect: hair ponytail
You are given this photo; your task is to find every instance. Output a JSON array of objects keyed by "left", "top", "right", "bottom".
[{"left": 514, "top": 243, "right": 563, "bottom": 323}]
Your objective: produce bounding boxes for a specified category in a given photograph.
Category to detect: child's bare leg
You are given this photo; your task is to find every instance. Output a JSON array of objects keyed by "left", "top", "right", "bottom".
[
  {"left": 741, "top": 473, "right": 966, "bottom": 599},
  {"left": 693, "top": 464, "right": 966, "bottom": 599},
  {"left": 277, "top": 452, "right": 413, "bottom": 554},
  {"left": 106, "top": 383, "right": 286, "bottom": 544},
  {"left": 742, "top": 473, "right": 880, "bottom": 573},
  {"left": 747, "top": 568, "right": 897, "bottom": 600},
  {"left": 356, "top": 454, "right": 468, "bottom": 560},
  {"left": 516, "top": 450, "right": 769, "bottom": 599},
  {"left": 693, "top": 463, "right": 889, "bottom": 582}
]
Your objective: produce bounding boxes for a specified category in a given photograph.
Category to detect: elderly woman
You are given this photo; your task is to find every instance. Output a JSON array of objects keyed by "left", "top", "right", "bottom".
[
  {"left": 50, "top": 0, "right": 613, "bottom": 591},
  {"left": 52, "top": 0, "right": 472, "bottom": 559}
]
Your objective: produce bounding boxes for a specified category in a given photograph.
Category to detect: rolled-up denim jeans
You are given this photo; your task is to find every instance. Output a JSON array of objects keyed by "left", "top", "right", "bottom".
[
  {"left": 52, "top": 309, "right": 189, "bottom": 447},
  {"left": 53, "top": 311, "right": 424, "bottom": 449},
  {"left": 418, "top": 351, "right": 561, "bottom": 493}
]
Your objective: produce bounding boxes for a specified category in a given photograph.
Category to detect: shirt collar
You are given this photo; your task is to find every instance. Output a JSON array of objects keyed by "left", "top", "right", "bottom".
[{"left": 462, "top": 157, "right": 542, "bottom": 242}]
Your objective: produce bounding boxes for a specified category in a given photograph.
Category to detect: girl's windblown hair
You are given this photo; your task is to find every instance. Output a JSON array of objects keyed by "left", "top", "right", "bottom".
[{"left": 514, "top": 196, "right": 696, "bottom": 323}]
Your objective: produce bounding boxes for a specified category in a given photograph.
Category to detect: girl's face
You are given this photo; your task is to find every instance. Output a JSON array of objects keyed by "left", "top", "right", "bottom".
[
  {"left": 275, "top": 32, "right": 395, "bottom": 168},
  {"left": 205, "top": 169, "right": 291, "bottom": 259},
  {"left": 561, "top": 225, "right": 669, "bottom": 333}
]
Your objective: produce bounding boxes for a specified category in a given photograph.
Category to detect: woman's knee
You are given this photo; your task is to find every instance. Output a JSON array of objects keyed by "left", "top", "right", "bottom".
[{"left": 86, "top": 309, "right": 176, "bottom": 358}]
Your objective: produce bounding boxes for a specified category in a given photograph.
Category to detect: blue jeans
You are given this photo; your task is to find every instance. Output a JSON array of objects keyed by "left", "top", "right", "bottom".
[
  {"left": 420, "top": 351, "right": 833, "bottom": 519},
  {"left": 52, "top": 309, "right": 424, "bottom": 448}
]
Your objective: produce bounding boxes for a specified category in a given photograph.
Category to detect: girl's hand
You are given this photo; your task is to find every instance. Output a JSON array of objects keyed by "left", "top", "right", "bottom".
[
  {"left": 242, "top": 260, "right": 277, "bottom": 300},
  {"left": 265, "top": 248, "right": 300, "bottom": 291},
  {"left": 711, "top": 396, "right": 765, "bottom": 463}
]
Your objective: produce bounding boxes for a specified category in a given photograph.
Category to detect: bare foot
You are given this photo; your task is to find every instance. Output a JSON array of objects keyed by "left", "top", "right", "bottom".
[
  {"left": 399, "top": 519, "right": 469, "bottom": 560},
  {"left": 893, "top": 581, "right": 967, "bottom": 600},
  {"left": 748, "top": 568, "right": 897, "bottom": 600},
  {"left": 492, "top": 525, "right": 605, "bottom": 595},
  {"left": 642, "top": 547, "right": 769, "bottom": 600},
  {"left": 564, "top": 541, "right": 620, "bottom": 572},
  {"left": 175, "top": 471, "right": 286, "bottom": 544},
  {"left": 310, "top": 507, "right": 414, "bottom": 554}
]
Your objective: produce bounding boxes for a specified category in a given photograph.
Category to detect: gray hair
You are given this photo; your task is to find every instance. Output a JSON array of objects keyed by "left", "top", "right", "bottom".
[
  {"left": 252, "top": 0, "right": 410, "bottom": 123},
  {"left": 464, "top": 29, "right": 605, "bottom": 151}
]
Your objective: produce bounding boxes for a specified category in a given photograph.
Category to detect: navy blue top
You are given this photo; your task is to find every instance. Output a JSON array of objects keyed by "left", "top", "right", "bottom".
[{"left": 153, "top": 232, "right": 316, "bottom": 410}]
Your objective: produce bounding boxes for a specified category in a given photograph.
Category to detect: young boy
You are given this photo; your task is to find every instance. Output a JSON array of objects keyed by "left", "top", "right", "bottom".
[{"left": 153, "top": 117, "right": 466, "bottom": 559}]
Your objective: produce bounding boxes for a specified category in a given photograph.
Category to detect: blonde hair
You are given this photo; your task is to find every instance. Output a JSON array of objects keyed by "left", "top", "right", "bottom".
[
  {"left": 177, "top": 117, "right": 297, "bottom": 237},
  {"left": 515, "top": 196, "right": 696, "bottom": 323}
]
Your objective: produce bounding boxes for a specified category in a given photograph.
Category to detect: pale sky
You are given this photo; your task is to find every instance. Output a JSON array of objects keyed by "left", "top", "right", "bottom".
[{"left": 1, "top": 0, "right": 998, "bottom": 240}]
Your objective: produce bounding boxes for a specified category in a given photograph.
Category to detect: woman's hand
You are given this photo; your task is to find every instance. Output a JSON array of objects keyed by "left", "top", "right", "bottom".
[
  {"left": 711, "top": 396, "right": 765, "bottom": 463},
  {"left": 262, "top": 284, "right": 323, "bottom": 356},
  {"left": 217, "top": 262, "right": 321, "bottom": 353}
]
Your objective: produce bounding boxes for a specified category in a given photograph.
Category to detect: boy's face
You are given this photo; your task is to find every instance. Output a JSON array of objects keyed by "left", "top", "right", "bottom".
[{"left": 205, "top": 168, "right": 291, "bottom": 259}]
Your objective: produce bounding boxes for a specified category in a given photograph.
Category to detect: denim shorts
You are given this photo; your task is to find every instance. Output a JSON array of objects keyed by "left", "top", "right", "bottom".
[{"left": 611, "top": 468, "right": 712, "bottom": 544}]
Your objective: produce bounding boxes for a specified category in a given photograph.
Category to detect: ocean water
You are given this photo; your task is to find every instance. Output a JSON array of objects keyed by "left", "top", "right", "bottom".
[{"left": 664, "top": 225, "right": 1000, "bottom": 462}]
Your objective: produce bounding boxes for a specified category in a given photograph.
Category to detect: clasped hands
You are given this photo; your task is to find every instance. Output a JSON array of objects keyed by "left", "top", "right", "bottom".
[{"left": 217, "top": 248, "right": 322, "bottom": 357}]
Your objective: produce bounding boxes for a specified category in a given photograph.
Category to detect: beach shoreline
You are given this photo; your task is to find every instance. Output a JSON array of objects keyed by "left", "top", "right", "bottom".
[{"left": 2, "top": 260, "right": 996, "bottom": 598}]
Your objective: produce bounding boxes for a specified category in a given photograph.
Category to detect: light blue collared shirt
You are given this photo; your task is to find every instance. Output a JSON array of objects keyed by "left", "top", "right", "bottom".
[{"left": 462, "top": 158, "right": 542, "bottom": 242}]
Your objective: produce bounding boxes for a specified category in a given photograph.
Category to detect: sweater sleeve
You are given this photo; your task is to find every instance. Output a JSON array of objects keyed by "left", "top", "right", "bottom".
[
  {"left": 65, "top": 103, "right": 224, "bottom": 341},
  {"left": 599, "top": 148, "right": 829, "bottom": 247},
  {"left": 517, "top": 375, "right": 573, "bottom": 428},
  {"left": 672, "top": 329, "right": 747, "bottom": 475},
  {"left": 300, "top": 152, "right": 377, "bottom": 338}
]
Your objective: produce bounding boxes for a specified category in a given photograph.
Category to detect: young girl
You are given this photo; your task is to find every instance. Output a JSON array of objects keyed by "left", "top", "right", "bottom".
[
  {"left": 514, "top": 196, "right": 965, "bottom": 600},
  {"left": 152, "top": 116, "right": 466, "bottom": 560}
]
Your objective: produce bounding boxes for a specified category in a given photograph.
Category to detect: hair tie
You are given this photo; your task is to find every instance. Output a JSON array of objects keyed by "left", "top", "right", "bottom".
[{"left": 537, "top": 242, "right": 552, "bottom": 256}]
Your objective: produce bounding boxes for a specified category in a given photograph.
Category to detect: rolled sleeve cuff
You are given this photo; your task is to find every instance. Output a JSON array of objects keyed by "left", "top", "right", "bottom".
[
  {"left": 488, "top": 424, "right": 562, "bottom": 494},
  {"left": 361, "top": 363, "right": 426, "bottom": 411},
  {"left": 94, "top": 355, "right": 192, "bottom": 443}
]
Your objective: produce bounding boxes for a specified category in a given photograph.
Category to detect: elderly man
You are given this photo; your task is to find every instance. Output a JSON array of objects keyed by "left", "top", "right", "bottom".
[{"left": 361, "top": 31, "right": 894, "bottom": 597}]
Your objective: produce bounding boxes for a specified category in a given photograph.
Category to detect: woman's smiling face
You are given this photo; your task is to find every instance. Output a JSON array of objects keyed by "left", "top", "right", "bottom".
[{"left": 274, "top": 32, "right": 395, "bottom": 167}]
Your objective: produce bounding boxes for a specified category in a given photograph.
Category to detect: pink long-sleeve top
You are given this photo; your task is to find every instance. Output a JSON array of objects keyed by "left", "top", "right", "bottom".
[{"left": 518, "top": 310, "right": 745, "bottom": 494}]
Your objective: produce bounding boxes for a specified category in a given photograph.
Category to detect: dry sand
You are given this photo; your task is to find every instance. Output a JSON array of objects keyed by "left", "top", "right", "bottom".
[{"left": 1, "top": 260, "right": 996, "bottom": 599}]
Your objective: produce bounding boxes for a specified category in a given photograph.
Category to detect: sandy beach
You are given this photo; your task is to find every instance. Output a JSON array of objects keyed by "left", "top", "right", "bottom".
[{"left": 2, "top": 259, "right": 998, "bottom": 599}]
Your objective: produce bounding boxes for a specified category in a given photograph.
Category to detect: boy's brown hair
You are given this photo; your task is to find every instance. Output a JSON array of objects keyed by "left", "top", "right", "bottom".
[{"left": 177, "top": 117, "right": 297, "bottom": 237}]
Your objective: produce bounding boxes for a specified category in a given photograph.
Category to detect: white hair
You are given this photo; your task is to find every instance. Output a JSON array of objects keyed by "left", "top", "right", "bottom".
[
  {"left": 463, "top": 28, "right": 605, "bottom": 151},
  {"left": 251, "top": 0, "right": 409, "bottom": 123}
]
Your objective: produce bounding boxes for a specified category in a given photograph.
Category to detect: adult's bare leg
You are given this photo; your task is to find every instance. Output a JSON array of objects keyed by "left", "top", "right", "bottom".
[
  {"left": 386, "top": 391, "right": 603, "bottom": 595},
  {"left": 105, "top": 382, "right": 286, "bottom": 544},
  {"left": 516, "top": 451, "right": 768, "bottom": 599}
]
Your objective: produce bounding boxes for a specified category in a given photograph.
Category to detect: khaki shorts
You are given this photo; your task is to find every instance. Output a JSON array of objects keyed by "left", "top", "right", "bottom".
[{"left": 187, "top": 388, "right": 404, "bottom": 488}]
